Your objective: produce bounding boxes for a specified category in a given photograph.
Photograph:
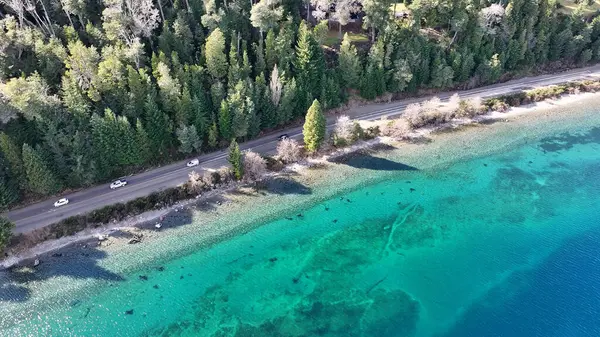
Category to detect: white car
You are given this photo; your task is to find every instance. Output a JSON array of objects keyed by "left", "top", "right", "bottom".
[
  {"left": 110, "top": 180, "right": 128, "bottom": 189},
  {"left": 187, "top": 159, "right": 199, "bottom": 167},
  {"left": 54, "top": 198, "right": 69, "bottom": 207}
]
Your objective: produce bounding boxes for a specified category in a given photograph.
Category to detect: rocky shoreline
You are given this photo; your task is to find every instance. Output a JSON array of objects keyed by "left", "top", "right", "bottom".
[{"left": 3, "top": 87, "right": 600, "bottom": 271}]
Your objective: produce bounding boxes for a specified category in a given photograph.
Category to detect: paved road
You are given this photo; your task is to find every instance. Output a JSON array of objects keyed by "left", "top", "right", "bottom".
[{"left": 5, "top": 65, "right": 600, "bottom": 233}]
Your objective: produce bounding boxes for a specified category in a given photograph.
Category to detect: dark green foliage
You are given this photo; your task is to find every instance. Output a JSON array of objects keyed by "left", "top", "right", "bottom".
[
  {"left": 0, "top": 217, "right": 14, "bottom": 252},
  {"left": 0, "top": 153, "right": 19, "bottom": 210},
  {"left": 302, "top": 99, "right": 326, "bottom": 152},
  {"left": 22, "top": 143, "right": 62, "bottom": 195},
  {"left": 228, "top": 139, "right": 244, "bottom": 180},
  {"left": 0, "top": 0, "right": 598, "bottom": 208}
]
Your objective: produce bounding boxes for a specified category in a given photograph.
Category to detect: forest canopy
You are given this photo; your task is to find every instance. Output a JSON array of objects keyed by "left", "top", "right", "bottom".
[{"left": 1, "top": 0, "right": 600, "bottom": 209}]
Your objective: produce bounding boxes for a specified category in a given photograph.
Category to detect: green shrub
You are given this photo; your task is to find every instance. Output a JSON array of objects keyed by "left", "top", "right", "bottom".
[
  {"left": 0, "top": 217, "right": 15, "bottom": 251},
  {"left": 364, "top": 126, "right": 381, "bottom": 139}
]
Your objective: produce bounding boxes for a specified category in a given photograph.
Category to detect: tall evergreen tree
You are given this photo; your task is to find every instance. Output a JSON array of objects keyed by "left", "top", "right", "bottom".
[
  {"left": 144, "top": 93, "right": 172, "bottom": 160},
  {"left": 205, "top": 28, "right": 229, "bottom": 79},
  {"left": 294, "top": 21, "right": 325, "bottom": 111},
  {"left": 0, "top": 132, "right": 25, "bottom": 189},
  {"left": 218, "top": 100, "right": 233, "bottom": 141},
  {"left": 338, "top": 34, "right": 362, "bottom": 91},
  {"left": 22, "top": 143, "right": 62, "bottom": 195},
  {"left": 302, "top": 99, "right": 326, "bottom": 152},
  {"left": 0, "top": 153, "right": 19, "bottom": 210},
  {"left": 228, "top": 139, "right": 244, "bottom": 180},
  {"left": 176, "top": 125, "right": 203, "bottom": 154}
]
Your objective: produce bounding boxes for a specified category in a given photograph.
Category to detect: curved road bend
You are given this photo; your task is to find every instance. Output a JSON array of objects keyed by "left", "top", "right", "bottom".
[{"left": 6, "top": 65, "right": 600, "bottom": 233}]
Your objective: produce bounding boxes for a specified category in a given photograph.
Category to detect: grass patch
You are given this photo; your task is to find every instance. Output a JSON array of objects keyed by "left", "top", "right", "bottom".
[
  {"left": 390, "top": 3, "right": 409, "bottom": 14},
  {"left": 324, "top": 31, "right": 369, "bottom": 47},
  {"left": 557, "top": 0, "right": 600, "bottom": 17}
]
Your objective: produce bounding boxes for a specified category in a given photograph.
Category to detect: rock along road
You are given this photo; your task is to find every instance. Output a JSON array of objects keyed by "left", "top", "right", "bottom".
[{"left": 5, "top": 65, "right": 600, "bottom": 233}]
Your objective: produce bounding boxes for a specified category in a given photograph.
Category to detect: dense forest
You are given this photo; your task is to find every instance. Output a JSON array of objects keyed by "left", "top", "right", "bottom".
[{"left": 0, "top": 0, "right": 599, "bottom": 209}]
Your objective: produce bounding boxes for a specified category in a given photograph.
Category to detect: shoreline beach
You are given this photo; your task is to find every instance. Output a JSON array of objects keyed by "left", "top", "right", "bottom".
[{"left": 3, "top": 90, "right": 600, "bottom": 271}]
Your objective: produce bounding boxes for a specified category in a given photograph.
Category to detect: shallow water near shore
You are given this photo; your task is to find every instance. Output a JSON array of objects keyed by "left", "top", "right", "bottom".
[{"left": 1, "top": 108, "right": 600, "bottom": 336}]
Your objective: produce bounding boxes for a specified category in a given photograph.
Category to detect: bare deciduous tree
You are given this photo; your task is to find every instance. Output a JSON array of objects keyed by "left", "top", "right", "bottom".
[
  {"left": 479, "top": 4, "right": 505, "bottom": 35},
  {"left": 331, "top": 0, "right": 359, "bottom": 36},
  {"left": 269, "top": 64, "right": 282, "bottom": 107},
  {"left": 422, "top": 96, "right": 441, "bottom": 111},
  {"left": 188, "top": 170, "right": 204, "bottom": 192},
  {"left": 448, "top": 93, "right": 461, "bottom": 112},
  {"left": 382, "top": 119, "right": 411, "bottom": 139},
  {"left": 276, "top": 138, "right": 302, "bottom": 163},
  {"left": 334, "top": 115, "right": 353, "bottom": 141},
  {"left": 403, "top": 103, "right": 422, "bottom": 128},
  {"left": 243, "top": 151, "right": 267, "bottom": 182}
]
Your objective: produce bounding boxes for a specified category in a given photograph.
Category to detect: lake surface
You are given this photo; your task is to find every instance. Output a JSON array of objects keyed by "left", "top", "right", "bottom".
[{"left": 1, "top": 125, "right": 600, "bottom": 337}]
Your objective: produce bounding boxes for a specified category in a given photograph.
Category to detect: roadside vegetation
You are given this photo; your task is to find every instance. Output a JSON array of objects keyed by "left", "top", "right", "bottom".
[
  {"left": 0, "top": 217, "right": 15, "bottom": 252},
  {"left": 2, "top": 0, "right": 600, "bottom": 211},
  {"left": 4, "top": 77, "right": 600, "bottom": 254}
]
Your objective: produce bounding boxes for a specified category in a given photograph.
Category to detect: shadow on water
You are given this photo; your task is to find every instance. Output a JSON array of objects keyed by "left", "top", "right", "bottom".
[
  {"left": 0, "top": 246, "right": 124, "bottom": 303},
  {"left": 259, "top": 176, "right": 312, "bottom": 195},
  {"left": 538, "top": 127, "right": 600, "bottom": 153},
  {"left": 437, "top": 225, "right": 600, "bottom": 337},
  {"left": 334, "top": 153, "right": 418, "bottom": 171}
]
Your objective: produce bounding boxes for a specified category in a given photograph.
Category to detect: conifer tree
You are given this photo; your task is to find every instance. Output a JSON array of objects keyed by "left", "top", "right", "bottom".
[
  {"left": 135, "top": 119, "right": 151, "bottom": 166},
  {"left": 177, "top": 85, "right": 193, "bottom": 125},
  {"left": 218, "top": 100, "right": 232, "bottom": 141},
  {"left": 279, "top": 77, "right": 298, "bottom": 122},
  {"left": 205, "top": 28, "right": 228, "bottom": 79},
  {"left": 302, "top": 99, "right": 326, "bottom": 152},
  {"left": 176, "top": 125, "right": 203, "bottom": 154},
  {"left": 144, "top": 93, "right": 172, "bottom": 159},
  {"left": 228, "top": 139, "right": 244, "bottom": 180},
  {"left": 208, "top": 123, "right": 219, "bottom": 149},
  {"left": 0, "top": 132, "right": 25, "bottom": 189},
  {"left": 294, "top": 21, "right": 325, "bottom": 111},
  {"left": 22, "top": 143, "right": 62, "bottom": 195},
  {"left": 192, "top": 94, "right": 210, "bottom": 140},
  {"left": 338, "top": 33, "right": 361, "bottom": 90},
  {"left": 0, "top": 154, "right": 19, "bottom": 210},
  {"left": 0, "top": 217, "right": 14, "bottom": 252}
]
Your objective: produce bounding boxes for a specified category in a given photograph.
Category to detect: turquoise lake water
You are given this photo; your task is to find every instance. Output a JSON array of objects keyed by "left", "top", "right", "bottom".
[{"left": 1, "top": 125, "right": 600, "bottom": 336}]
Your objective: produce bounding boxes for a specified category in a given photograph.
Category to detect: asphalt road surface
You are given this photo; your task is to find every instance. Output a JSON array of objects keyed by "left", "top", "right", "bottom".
[{"left": 6, "top": 65, "right": 600, "bottom": 233}]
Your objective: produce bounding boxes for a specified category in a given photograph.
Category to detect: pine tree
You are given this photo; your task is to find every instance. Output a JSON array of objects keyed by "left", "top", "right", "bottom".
[
  {"left": 218, "top": 100, "right": 232, "bottom": 141},
  {"left": 135, "top": 119, "right": 151, "bottom": 166},
  {"left": 302, "top": 99, "right": 326, "bottom": 152},
  {"left": 265, "top": 29, "right": 277, "bottom": 72},
  {"left": 0, "top": 153, "right": 19, "bottom": 210},
  {"left": 205, "top": 28, "right": 228, "bottom": 79},
  {"left": 253, "top": 39, "right": 267, "bottom": 77},
  {"left": 192, "top": 94, "right": 210, "bottom": 140},
  {"left": 229, "top": 81, "right": 250, "bottom": 139},
  {"left": 338, "top": 33, "right": 362, "bottom": 90},
  {"left": 22, "top": 143, "right": 62, "bottom": 195},
  {"left": 294, "top": 21, "right": 325, "bottom": 111},
  {"left": 0, "top": 217, "right": 14, "bottom": 252},
  {"left": 208, "top": 123, "right": 219, "bottom": 149},
  {"left": 176, "top": 125, "right": 203, "bottom": 154},
  {"left": 0, "top": 132, "right": 25, "bottom": 189},
  {"left": 177, "top": 85, "right": 193, "bottom": 125},
  {"left": 144, "top": 93, "right": 172, "bottom": 159},
  {"left": 228, "top": 139, "right": 244, "bottom": 180},
  {"left": 228, "top": 33, "right": 242, "bottom": 86},
  {"left": 124, "top": 66, "right": 150, "bottom": 120},
  {"left": 279, "top": 77, "right": 298, "bottom": 122}
]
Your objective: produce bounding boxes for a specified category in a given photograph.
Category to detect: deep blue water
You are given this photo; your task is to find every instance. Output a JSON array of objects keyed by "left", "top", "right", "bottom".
[{"left": 442, "top": 223, "right": 600, "bottom": 337}]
